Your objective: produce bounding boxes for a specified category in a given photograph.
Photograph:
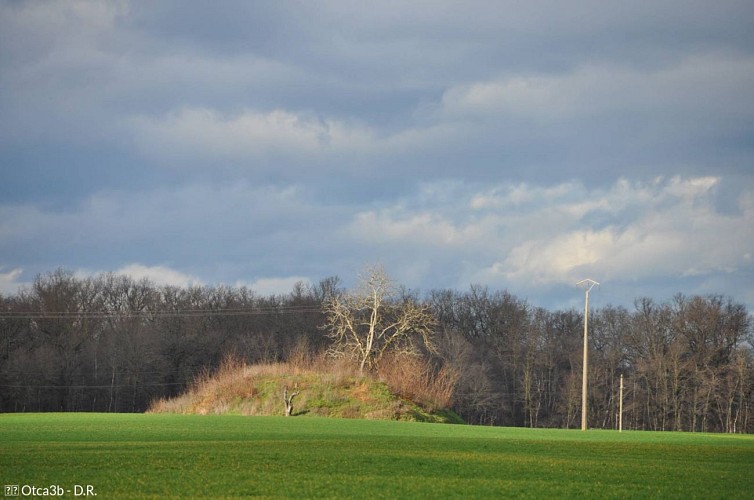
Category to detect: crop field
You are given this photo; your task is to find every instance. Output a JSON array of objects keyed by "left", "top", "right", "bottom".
[{"left": 1, "top": 414, "right": 753, "bottom": 498}]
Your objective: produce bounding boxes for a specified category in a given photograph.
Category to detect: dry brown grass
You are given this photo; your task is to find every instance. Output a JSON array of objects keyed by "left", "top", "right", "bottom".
[
  {"left": 149, "top": 354, "right": 255, "bottom": 415},
  {"left": 148, "top": 350, "right": 457, "bottom": 417},
  {"left": 376, "top": 354, "right": 458, "bottom": 412},
  {"left": 147, "top": 351, "right": 361, "bottom": 415}
]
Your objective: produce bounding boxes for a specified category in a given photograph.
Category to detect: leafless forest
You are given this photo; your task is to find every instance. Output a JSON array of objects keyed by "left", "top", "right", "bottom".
[{"left": 1, "top": 269, "right": 751, "bottom": 433}]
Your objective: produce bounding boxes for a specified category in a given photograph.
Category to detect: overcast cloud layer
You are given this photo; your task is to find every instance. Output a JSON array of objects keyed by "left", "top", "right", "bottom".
[{"left": 1, "top": 1, "right": 753, "bottom": 311}]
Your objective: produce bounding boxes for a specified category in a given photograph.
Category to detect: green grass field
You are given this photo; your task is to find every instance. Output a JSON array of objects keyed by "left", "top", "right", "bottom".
[{"left": 1, "top": 414, "right": 753, "bottom": 498}]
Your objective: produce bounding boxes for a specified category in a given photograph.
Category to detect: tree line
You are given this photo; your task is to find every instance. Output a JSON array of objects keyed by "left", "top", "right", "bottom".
[{"left": 0, "top": 268, "right": 751, "bottom": 433}]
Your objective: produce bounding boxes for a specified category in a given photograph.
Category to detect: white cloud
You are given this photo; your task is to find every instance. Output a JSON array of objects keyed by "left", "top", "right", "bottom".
[
  {"left": 476, "top": 177, "right": 754, "bottom": 287},
  {"left": 112, "top": 264, "right": 203, "bottom": 288},
  {"left": 243, "top": 276, "right": 311, "bottom": 296},
  {"left": 1, "top": 0, "right": 753, "bottom": 315},
  {"left": 0, "top": 267, "right": 25, "bottom": 295},
  {"left": 0, "top": 181, "right": 342, "bottom": 296},
  {"left": 440, "top": 54, "right": 754, "bottom": 123},
  {"left": 130, "top": 107, "right": 375, "bottom": 166},
  {"left": 349, "top": 211, "right": 461, "bottom": 247},
  {"left": 344, "top": 176, "right": 754, "bottom": 298},
  {"left": 1, "top": 174, "right": 752, "bottom": 310},
  {"left": 74, "top": 264, "right": 203, "bottom": 289}
]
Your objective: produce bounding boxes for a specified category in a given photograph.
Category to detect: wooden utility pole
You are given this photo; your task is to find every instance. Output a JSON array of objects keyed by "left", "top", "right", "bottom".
[
  {"left": 576, "top": 279, "right": 599, "bottom": 431},
  {"left": 619, "top": 374, "right": 624, "bottom": 432}
]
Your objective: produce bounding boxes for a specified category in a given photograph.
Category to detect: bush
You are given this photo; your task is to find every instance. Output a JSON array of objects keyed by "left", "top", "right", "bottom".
[{"left": 376, "top": 354, "right": 458, "bottom": 412}]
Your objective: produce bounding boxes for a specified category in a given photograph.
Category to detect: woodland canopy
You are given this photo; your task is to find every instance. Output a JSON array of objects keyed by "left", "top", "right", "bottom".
[{"left": 0, "top": 268, "right": 751, "bottom": 433}]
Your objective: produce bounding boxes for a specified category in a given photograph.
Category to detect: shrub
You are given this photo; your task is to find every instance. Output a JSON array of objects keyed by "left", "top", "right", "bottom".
[{"left": 376, "top": 353, "right": 458, "bottom": 412}]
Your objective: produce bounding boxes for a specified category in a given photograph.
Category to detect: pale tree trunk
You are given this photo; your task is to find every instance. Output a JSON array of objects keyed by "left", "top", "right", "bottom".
[
  {"left": 283, "top": 384, "right": 301, "bottom": 416},
  {"left": 360, "top": 288, "right": 380, "bottom": 374}
]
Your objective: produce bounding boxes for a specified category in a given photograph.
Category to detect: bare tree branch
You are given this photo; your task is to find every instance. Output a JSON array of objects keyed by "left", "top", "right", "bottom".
[
  {"left": 322, "top": 265, "right": 437, "bottom": 373},
  {"left": 283, "top": 383, "right": 301, "bottom": 416}
]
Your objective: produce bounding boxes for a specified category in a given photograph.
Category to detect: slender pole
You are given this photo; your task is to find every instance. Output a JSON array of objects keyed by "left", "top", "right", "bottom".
[
  {"left": 581, "top": 287, "right": 589, "bottom": 431},
  {"left": 576, "top": 279, "right": 598, "bottom": 432},
  {"left": 619, "top": 374, "right": 624, "bottom": 432}
]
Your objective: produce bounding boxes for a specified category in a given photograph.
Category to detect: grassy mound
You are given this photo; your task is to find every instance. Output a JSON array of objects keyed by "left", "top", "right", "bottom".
[{"left": 148, "top": 357, "right": 462, "bottom": 424}]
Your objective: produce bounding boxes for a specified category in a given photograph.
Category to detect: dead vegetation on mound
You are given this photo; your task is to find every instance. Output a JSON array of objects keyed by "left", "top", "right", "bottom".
[{"left": 148, "top": 352, "right": 461, "bottom": 423}]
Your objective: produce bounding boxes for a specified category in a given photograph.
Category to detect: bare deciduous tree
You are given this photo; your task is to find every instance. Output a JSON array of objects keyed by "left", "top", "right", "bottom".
[{"left": 323, "top": 266, "right": 437, "bottom": 373}]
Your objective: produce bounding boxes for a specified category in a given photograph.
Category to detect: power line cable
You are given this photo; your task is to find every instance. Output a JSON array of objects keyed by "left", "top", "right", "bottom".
[
  {"left": 0, "top": 304, "right": 324, "bottom": 320},
  {"left": 0, "top": 382, "right": 190, "bottom": 389}
]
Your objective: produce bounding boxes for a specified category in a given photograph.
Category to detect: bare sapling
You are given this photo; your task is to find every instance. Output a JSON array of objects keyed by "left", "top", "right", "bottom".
[{"left": 283, "top": 383, "right": 301, "bottom": 416}]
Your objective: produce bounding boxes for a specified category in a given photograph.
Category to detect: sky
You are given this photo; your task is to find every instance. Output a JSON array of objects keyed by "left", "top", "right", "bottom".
[{"left": 1, "top": 0, "right": 753, "bottom": 311}]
